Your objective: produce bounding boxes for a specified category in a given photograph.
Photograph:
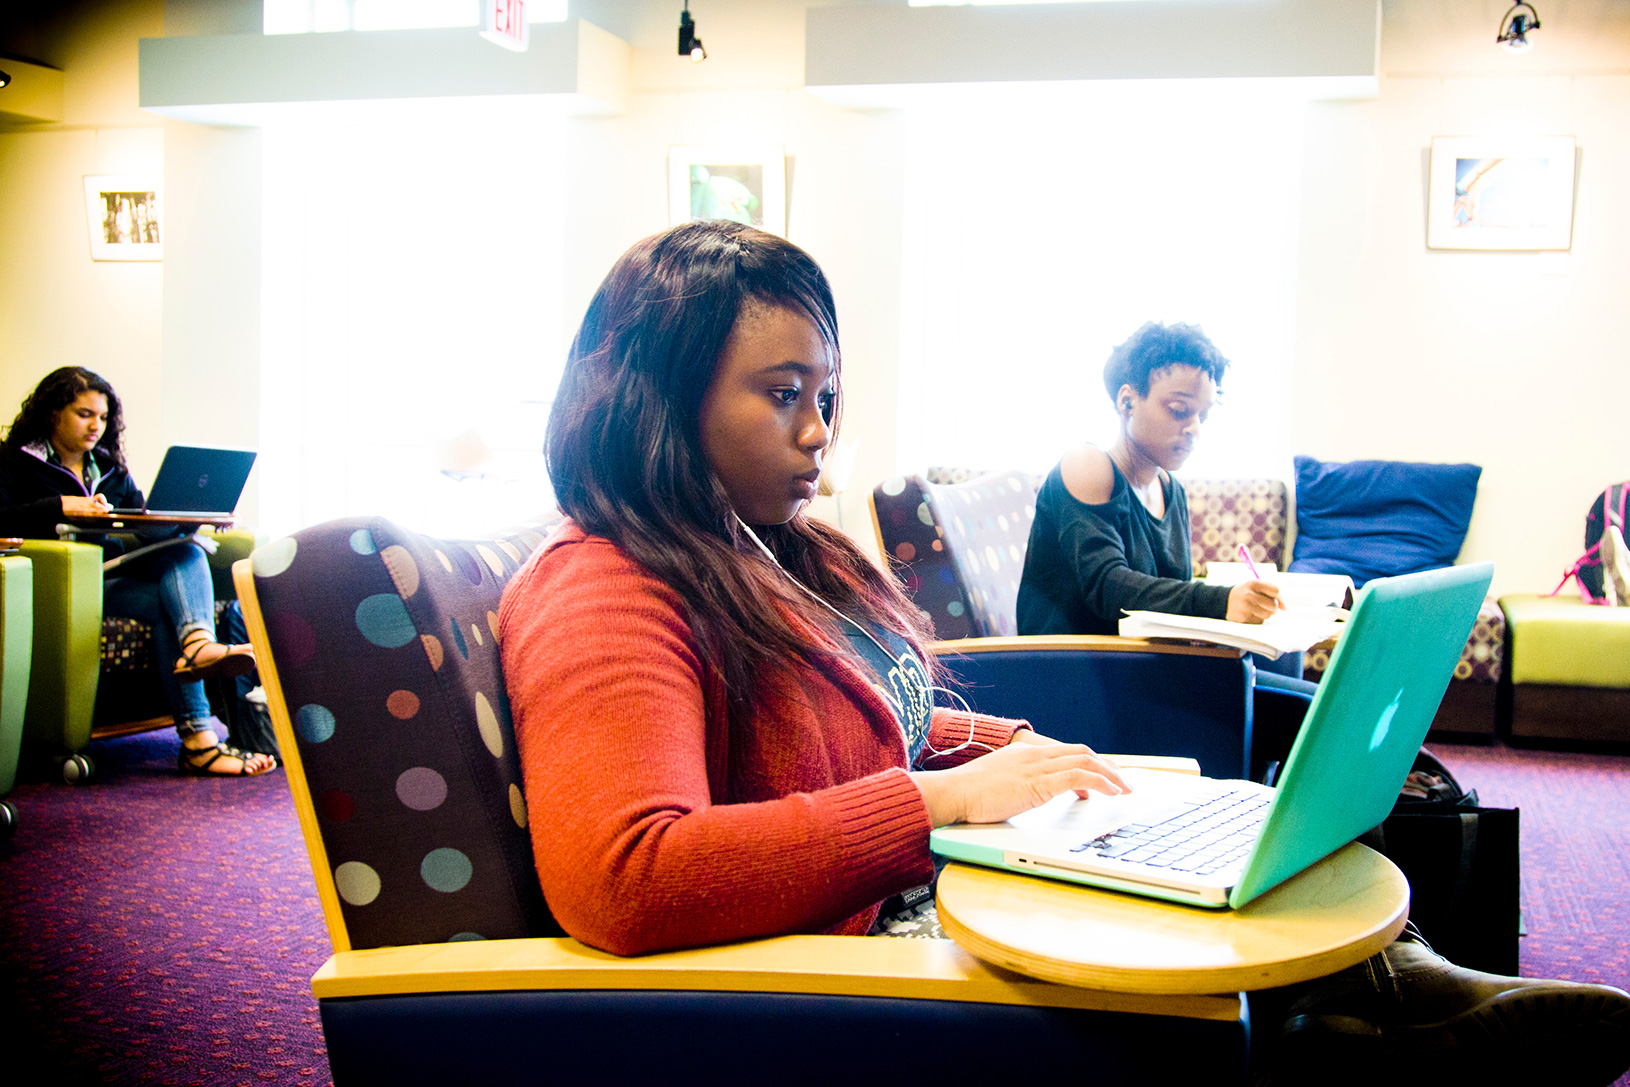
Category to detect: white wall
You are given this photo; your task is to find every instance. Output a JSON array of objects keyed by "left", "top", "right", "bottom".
[
  {"left": 895, "top": 82, "right": 1305, "bottom": 482},
  {"left": 1294, "top": 0, "right": 1630, "bottom": 597},
  {"left": 160, "top": 119, "right": 262, "bottom": 523},
  {"left": 9, "top": 0, "right": 1630, "bottom": 589},
  {"left": 0, "top": 0, "right": 168, "bottom": 482},
  {"left": 556, "top": 1, "right": 907, "bottom": 541},
  {"left": 257, "top": 106, "right": 565, "bottom": 537}
]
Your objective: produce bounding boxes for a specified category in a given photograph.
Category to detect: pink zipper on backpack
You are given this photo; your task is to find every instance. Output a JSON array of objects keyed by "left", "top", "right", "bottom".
[{"left": 1550, "top": 484, "right": 1629, "bottom": 604}]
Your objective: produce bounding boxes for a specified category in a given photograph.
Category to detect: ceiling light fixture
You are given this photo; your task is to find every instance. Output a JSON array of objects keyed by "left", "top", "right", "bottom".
[
  {"left": 678, "top": 4, "right": 706, "bottom": 62},
  {"left": 0, "top": 69, "right": 11, "bottom": 88},
  {"left": 1497, "top": 2, "right": 1541, "bottom": 54}
]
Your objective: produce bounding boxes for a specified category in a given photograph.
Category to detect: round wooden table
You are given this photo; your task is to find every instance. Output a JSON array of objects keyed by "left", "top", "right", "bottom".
[{"left": 936, "top": 841, "right": 1409, "bottom": 994}]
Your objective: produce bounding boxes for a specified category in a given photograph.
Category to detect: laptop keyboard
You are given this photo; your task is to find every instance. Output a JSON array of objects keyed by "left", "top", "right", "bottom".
[{"left": 1070, "top": 784, "right": 1271, "bottom": 877}]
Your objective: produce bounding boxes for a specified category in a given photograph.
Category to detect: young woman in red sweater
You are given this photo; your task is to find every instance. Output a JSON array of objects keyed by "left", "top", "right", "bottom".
[
  {"left": 499, "top": 221, "right": 1629, "bottom": 1085},
  {"left": 499, "top": 220, "right": 1128, "bottom": 957}
]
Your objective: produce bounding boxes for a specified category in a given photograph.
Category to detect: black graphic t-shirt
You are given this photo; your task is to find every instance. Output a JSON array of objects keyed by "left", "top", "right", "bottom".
[{"left": 842, "top": 621, "right": 933, "bottom": 765}]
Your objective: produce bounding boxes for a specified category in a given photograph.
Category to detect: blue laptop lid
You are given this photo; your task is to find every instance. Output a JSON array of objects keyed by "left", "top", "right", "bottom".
[
  {"left": 144, "top": 445, "right": 257, "bottom": 514},
  {"left": 1229, "top": 561, "right": 1494, "bottom": 908}
]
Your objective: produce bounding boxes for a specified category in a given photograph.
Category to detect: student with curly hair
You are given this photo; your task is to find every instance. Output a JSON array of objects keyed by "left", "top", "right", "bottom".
[
  {"left": 0, "top": 367, "right": 272, "bottom": 776},
  {"left": 1017, "top": 321, "right": 1282, "bottom": 636}
]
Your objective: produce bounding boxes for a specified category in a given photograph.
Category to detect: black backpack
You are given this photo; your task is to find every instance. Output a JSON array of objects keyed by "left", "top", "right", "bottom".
[
  {"left": 1551, "top": 482, "right": 1629, "bottom": 603},
  {"left": 1359, "top": 749, "right": 1520, "bottom": 975}
]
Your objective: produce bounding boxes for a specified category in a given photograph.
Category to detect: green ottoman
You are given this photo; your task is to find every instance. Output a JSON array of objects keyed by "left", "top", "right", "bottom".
[
  {"left": 1, "top": 554, "right": 32, "bottom": 837},
  {"left": 1498, "top": 593, "right": 1630, "bottom": 744}
]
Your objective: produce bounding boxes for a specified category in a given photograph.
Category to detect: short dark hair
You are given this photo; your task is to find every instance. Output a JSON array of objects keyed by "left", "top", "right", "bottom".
[
  {"left": 3, "top": 366, "right": 127, "bottom": 469},
  {"left": 1102, "top": 321, "right": 1230, "bottom": 401}
]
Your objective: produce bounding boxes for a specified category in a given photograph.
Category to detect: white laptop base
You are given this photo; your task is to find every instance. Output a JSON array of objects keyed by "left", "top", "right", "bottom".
[{"left": 931, "top": 768, "right": 1277, "bottom": 908}]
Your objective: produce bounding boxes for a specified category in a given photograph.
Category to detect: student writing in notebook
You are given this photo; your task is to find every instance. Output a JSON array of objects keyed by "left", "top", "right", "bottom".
[
  {"left": 0, "top": 367, "right": 272, "bottom": 776},
  {"left": 498, "top": 224, "right": 1628, "bottom": 1085},
  {"left": 1016, "top": 322, "right": 1319, "bottom": 775},
  {"left": 1016, "top": 321, "right": 1282, "bottom": 636}
]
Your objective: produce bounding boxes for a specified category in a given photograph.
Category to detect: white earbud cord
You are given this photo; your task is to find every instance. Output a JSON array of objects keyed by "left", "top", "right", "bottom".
[{"left": 734, "top": 516, "right": 993, "bottom": 761}]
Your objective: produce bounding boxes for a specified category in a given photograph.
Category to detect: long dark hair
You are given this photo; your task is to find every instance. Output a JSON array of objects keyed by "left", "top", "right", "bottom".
[
  {"left": 547, "top": 220, "right": 934, "bottom": 723},
  {"left": 3, "top": 367, "right": 127, "bottom": 469}
]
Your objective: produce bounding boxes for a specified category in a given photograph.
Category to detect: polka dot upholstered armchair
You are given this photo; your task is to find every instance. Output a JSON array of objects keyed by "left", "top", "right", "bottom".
[
  {"left": 870, "top": 473, "right": 1266, "bottom": 780},
  {"left": 877, "top": 470, "right": 1495, "bottom": 744},
  {"left": 236, "top": 515, "right": 1252, "bottom": 1085}
]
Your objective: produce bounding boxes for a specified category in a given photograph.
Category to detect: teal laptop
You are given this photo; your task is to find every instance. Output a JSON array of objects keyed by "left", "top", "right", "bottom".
[{"left": 929, "top": 562, "right": 1495, "bottom": 909}]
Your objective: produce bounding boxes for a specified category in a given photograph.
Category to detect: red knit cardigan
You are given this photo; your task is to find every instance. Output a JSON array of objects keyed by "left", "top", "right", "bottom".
[{"left": 497, "top": 523, "right": 1028, "bottom": 956}]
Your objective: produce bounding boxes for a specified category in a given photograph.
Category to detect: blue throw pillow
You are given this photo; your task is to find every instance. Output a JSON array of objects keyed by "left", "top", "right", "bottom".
[{"left": 1289, "top": 456, "right": 1482, "bottom": 586}]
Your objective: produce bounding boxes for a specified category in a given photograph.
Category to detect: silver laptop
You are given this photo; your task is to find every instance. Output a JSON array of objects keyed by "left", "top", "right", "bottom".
[
  {"left": 112, "top": 445, "right": 257, "bottom": 517},
  {"left": 930, "top": 562, "right": 1494, "bottom": 909}
]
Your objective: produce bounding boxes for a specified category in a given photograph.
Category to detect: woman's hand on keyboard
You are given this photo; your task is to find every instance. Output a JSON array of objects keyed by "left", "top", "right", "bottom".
[
  {"left": 61, "top": 494, "right": 111, "bottom": 516},
  {"left": 910, "top": 741, "right": 1129, "bottom": 828}
]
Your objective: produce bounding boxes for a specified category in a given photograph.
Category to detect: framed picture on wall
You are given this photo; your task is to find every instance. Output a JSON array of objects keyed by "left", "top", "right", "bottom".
[
  {"left": 83, "top": 174, "right": 163, "bottom": 261},
  {"left": 667, "top": 145, "right": 787, "bottom": 236},
  {"left": 1426, "top": 136, "right": 1576, "bottom": 251}
]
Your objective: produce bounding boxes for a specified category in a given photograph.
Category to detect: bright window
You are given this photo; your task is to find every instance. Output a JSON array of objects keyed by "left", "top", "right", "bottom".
[
  {"left": 897, "top": 82, "right": 1305, "bottom": 481},
  {"left": 258, "top": 108, "right": 565, "bottom": 538}
]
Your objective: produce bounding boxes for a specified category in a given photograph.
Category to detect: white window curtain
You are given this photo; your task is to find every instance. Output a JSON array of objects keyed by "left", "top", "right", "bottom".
[
  {"left": 897, "top": 82, "right": 1306, "bottom": 482},
  {"left": 259, "top": 108, "right": 565, "bottom": 538}
]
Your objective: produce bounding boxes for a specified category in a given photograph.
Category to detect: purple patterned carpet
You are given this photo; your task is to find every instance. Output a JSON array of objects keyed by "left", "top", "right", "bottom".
[
  {"left": 1, "top": 732, "right": 332, "bottom": 1086},
  {"left": 1, "top": 732, "right": 1627, "bottom": 1086},
  {"left": 1438, "top": 742, "right": 1630, "bottom": 998}
]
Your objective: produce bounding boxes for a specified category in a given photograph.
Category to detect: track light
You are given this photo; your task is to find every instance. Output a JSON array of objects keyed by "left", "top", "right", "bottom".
[
  {"left": 0, "top": 70, "right": 11, "bottom": 89},
  {"left": 678, "top": 4, "right": 706, "bottom": 62},
  {"left": 1497, "top": 2, "right": 1541, "bottom": 54}
]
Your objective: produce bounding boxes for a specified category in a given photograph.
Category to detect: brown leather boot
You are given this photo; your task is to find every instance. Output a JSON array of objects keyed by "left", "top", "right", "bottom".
[{"left": 1267, "top": 934, "right": 1630, "bottom": 1086}]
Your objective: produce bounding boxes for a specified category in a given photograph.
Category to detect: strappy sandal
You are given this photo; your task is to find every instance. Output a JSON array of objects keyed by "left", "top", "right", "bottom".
[
  {"left": 174, "top": 635, "right": 257, "bottom": 682},
  {"left": 179, "top": 740, "right": 274, "bottom": 777}
]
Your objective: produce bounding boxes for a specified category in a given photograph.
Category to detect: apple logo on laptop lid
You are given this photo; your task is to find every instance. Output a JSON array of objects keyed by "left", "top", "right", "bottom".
[{"left": 1370, "top": 688, "right": 1404, "bottom": 752}]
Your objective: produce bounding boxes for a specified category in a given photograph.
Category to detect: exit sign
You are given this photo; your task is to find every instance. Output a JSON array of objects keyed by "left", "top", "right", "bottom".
[{"left": 480, "top": 0, "right": 528, "bottom": 52}]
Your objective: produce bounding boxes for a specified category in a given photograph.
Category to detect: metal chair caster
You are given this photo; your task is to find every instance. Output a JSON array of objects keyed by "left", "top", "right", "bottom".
[{"left": 60, "top": 753, "right": 95, "bottom": 784}]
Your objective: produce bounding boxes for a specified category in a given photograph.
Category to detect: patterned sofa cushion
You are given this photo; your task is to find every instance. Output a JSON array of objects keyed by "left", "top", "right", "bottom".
[
  {"left": 100, "top": 616, "right": 155, "bottom": 673},
  {"left": 250, "top": 512, "right": 564, "bottom": 950},
  {"left": 928, "top": 472, "right": 1037, "bottom": 638},
  {"left": 926, "top": 467, "right": 1045, "bottom": 491},
  {"left": 99, "top": 600, "right": 235, "bottom": 673},
  {"left": 924, "top": 469, "right": 1289, "bottom": 579},
  {"left": 871, "top": 476, "right": 975, "bottom": 640},
  {"left": 873, "top": 472, "right": 1036, "bottom": 639},
  {"left": 1183, "top": 479, "right": 1289, "bottom": 577},
  {"left": 1304, "top": 596, "right": 1504, "bottom": 686}
]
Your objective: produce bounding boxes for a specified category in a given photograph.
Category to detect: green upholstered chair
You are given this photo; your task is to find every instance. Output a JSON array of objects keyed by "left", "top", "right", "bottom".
[
  {"left": 0, "top": 551, "right": 32, "bottom": 837},
  {"left": 1497, "top": 593, "right": 1630, "bottom": 744},
  {"left": 17, "top": 527, "right": 257, "bottom": 782}
]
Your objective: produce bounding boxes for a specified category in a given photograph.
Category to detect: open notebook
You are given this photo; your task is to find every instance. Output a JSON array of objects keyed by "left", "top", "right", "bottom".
[
  {"left": 1118, "top": 608, "right": 1346, "bottom": 660},
  {"left": 1118, "top": 563, "right": 1353, "bottom": 659}
]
